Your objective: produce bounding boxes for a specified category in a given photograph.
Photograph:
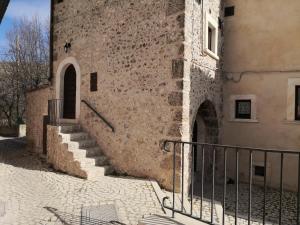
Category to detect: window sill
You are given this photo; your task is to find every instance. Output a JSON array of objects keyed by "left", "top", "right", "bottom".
[
  {"left": 204, "top": 48, "right": 219, "bottom": 60},
  {"left": 283, "top": 120, "right": 300, "bottom": 125},
  {"left": 229, "top": 119, "right": 259, "bottom": 123}
]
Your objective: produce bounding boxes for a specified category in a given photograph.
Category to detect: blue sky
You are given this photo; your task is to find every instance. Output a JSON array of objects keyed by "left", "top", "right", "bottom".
[{"left": 0, "top": 0, "right": 50, "bottom": 50}]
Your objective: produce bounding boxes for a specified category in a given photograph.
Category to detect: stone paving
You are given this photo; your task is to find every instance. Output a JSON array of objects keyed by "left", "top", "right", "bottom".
[
  {"left": 163, "top": 181, "right": 298, "bottom": 225},
  {"left": 0, "top": 137, "right": 163, "bottom": 225}
]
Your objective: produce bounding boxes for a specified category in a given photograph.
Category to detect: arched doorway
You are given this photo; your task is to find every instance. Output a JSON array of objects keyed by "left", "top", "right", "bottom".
[
  {"left": 192, "top": 100, "right": 219, "bottom": 183},
  {"left": 63, "top": 65, "right": 76, "bottom": 119},
  {"left": 192, "top": 100, "right": 218, "bottom": 145}
]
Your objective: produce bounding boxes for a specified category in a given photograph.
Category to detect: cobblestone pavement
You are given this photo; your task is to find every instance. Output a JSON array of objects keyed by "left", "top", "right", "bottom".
[
  {"left": 0, "top": 137, "right": 163, "bottom": 225},
  {"left": 163, "top": 181, "right": 298, "bottom": 225}
]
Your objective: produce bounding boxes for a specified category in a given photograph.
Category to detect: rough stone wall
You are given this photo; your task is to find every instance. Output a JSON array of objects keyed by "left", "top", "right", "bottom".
[
  {"left": 47, "top": 125, "right": 87, "bottom": 178},
  {"left": 183, "top": 0, "right": 223, "bottom": 139},
  {"left": 178, "top": 0, "right": 224, "bottom": 194},
  {"left": 26, "top": 87, "right": 49, "bottom": 154},
  {"left": 52, "top": 0, "right": 185, "bottom": 189}
]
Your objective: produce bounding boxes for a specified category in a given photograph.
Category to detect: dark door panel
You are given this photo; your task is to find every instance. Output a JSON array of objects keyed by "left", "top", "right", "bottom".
[{"left": 63, "top": 65, "right": 76, "bottom": 119}]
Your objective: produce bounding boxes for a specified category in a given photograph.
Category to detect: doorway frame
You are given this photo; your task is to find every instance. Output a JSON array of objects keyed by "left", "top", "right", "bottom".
[{"left": 55, "top": 57, "right": 81, "bottom": 123}]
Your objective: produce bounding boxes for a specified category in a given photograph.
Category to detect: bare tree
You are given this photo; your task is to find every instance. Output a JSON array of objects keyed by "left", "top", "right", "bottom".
[{"left": 0, "top": 16, "right": 49, "bottom": 127}]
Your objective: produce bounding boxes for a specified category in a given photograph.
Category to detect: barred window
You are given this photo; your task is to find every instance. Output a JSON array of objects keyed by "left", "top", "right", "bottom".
[
  {"left": 296, "top": 86, "right": 300, "bottom": 120},
  {"left": 235, "top": 100, "right": 251, "bottom": 119}
]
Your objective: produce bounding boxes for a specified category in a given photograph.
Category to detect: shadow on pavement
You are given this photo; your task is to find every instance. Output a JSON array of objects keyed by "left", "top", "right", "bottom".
[
  {"left": 44, "top": 207, "right": 126, "bottom": 225},
  {"left": 0, "top": 136, "right": 52, "bottom": 171}
]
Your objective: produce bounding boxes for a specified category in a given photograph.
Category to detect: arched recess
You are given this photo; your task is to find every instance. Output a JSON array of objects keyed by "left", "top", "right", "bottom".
[
  {"left": 192, "top": 100, "right": 219, "bottom": 145},
  {"left": 192, "top": 100, "right": 219, "bottom": 184},
  {"left": 55, "top": 57, "right": 81, "bottom": 121}
]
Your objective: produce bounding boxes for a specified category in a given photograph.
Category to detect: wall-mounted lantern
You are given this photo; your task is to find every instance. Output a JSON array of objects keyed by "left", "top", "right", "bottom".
[{"left": 64, "top": 41, "right": 71, "bottom": 53}]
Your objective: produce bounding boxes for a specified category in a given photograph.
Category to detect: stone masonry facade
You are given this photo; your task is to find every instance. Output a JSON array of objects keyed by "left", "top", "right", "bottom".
[
  {"left": 26, "top": 86, "right": 50, "bottom": 154},
  {"left": 26, "top": 0, "right": 224, "bottom": 191},
  {"left": 181, "top": 0, "right": 224, "bottom": 193},
  {"left": 51, "top": 0, "right": 188, "bottom": 190}
]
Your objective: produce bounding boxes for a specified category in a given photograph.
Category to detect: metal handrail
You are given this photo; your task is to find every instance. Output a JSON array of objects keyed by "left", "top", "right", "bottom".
[
  {"left": 162, "top": 140, "right": 300, "bottom": 225},
  {"left": 81, "top": 99, "right": 115, "bottom": 133},
  {"left": 163, "top": 140, "right": 300, "bottom": 155}
]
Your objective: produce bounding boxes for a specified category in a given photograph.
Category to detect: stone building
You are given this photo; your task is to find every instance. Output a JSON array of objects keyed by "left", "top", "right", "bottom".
[
  {"left": 222, "top": 0, "right": 300, "bottom": 191},
  {"left": 27, "top": 0, "right": 224, "bottom": 190},
  {"left": 26, "top": 0, "right": 300, "bottom": 193},
  {"left": 0, "top": 0, "right": 9, "bottom": 24}
]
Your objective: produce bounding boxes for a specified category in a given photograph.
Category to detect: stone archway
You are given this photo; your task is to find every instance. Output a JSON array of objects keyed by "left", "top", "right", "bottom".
[
  {"left": 63, "top": 65, "right": 76, "bottom": 119},
  {"left": 193, "top": 100, "right": 219, "bottom": 145},
  {"left": 192, "top": 100, "right": 219, "bottom": 184},
  {"left": 55, "top": 57, "right": 81, "bottom": 121}
]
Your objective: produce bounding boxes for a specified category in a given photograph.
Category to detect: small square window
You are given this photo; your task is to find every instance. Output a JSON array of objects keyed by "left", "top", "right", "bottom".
[
  {"left": 90, "top": 72, "right": 98, "bottom": 92},
  {"left": 235, "top": 100, "right": 251, "bottom": 119},
  {"left": 295, "top": 86, "right": 300, "bottom": 120},
  {"left": 254, "top": 165, "right": 265, "bottom": 177},
  {"left": 205, "top": 13, "right": 219, "bottom": 59},
  {"left": 225, "top": 6, "right": 235, "bottom": 17}
]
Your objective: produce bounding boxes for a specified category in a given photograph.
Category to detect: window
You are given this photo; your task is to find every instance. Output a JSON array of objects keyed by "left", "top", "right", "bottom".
[
  {"left": 90, "top": 72, "right": 97, "bottom": 92},
  {"left": 254, "top": 165, "right": 265, "bottom": 177},
  {"left": 287, "top": 78, "right": 300, "bottom": 121},
  {"left": 225, "top": 6, "right": 235, "bottom": 17},
  {"left": 296, "top": 86, "right": 300, "bottom": 120},
  {"left": 205, "top": 13, "right": 219, "bottom": 60},
  {"left": 235, "top": 100, "right": 251, "bottom": 119},
  {"left": 208, "top": 27, "right": 213, "bottom": 51},
  {"left": 230, "top": 95, "right": 257, "bottom": 122}
]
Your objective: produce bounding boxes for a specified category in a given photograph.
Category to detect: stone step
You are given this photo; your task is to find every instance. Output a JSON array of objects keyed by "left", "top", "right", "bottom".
[
  {"left": 71, "top": 149, "right": 88, "bottom": 158},
  {"left": 59, "top": 124, "right": 82, "bottom": 133},
  {"left": 76, "top": 156, "right": 108, "bottom": 167},
  {"left": 55, "top": 122, "right": 114, "bottom": 180},
  {"left": 94, "top": 156, "right": 109, "bottom": 166},
  {"left": 85, "top": 147, "right": 102, "bottom": 157},
  {"left": 68, "top": 139, "right": 97, "bottom": 149},
  {"left": 69, "top": 132, "right": 89, "bottom": 141},
  {"left": 84, "top": 166, "right": 114, "bottom": 178},
  {"left": 60, "top": 132, "right": 90, "bottom": 142},
  {"left": 71, "top": 147, "right": 102, "bottom": 158}
]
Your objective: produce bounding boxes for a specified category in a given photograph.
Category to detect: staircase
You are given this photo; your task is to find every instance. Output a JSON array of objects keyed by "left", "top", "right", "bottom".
[{"left": 57, "top": 124, "right": 114, "bottom": 179}]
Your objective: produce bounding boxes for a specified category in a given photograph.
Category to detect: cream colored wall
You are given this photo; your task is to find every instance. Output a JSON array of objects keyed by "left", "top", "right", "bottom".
[
  {"left": 222, "top": 0, "right": 300, "bottom": 191},
  {"left": 223, "top": 0, "right": 300, "bottom": 72},
  {"left": 223, "top": 73, "right": 300, "bottom": 190}
]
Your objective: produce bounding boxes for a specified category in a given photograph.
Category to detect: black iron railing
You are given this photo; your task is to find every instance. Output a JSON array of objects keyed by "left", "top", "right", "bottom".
[
  {"left": 162, "top": 140, "right": 300, "bottom": 225},
  {"left": 48, "top": 99, "right": 63, "bottom": 126},
  {"left": 81, "top": 99, "right": 115, "bottom": 132}
]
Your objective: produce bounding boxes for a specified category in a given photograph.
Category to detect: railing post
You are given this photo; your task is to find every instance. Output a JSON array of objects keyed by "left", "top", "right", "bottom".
[
  {"left": 181, "top": 143, "right": 184, "bottom": 212},
  {"left": 223, "top": 148, "right": 227, "bottom": 225},
  {"left": 200, "top": 145, "right": 205, "bottom": 220},
  {"left": 263, "top": 152, "right": 268, "bottom": 225},
  {"left": 235, "top": 149, "right": 239, "bottom": 225},
  {"left": 211, "top": 147, "right": 216, "bottom": 224},
  {"left": 298, "top": 153, "right": 300, "bottom": 225},
  {"left": 172, "top": 142, "right": 176, "bottom": 218},
  {"left": 190, "top": 144, "right": 195, "bottom": 215},
  {"left": 279, "top": 153, "right": 284, "bottom": 225},
  {"left": 248, "top": 151, "right": 253, "bottom": 225}
]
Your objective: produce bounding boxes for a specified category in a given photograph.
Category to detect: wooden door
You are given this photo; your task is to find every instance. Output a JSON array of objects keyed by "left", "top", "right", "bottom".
[{"left": 63, "top": 65, "right": 76, "bottom": 119}]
